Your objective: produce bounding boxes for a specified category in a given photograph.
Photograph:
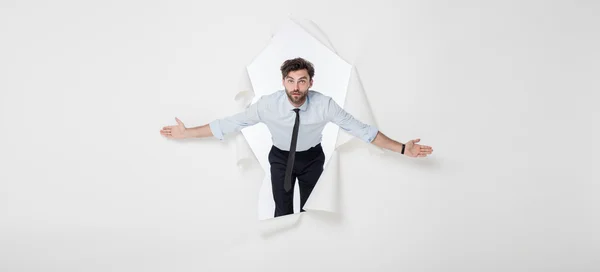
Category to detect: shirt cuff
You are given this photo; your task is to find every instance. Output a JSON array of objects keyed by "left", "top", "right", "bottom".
[
  {"left": 208, "top": 120, "right": 225, "bottom": 140},
  {"left": 365, "top": 126, "right": 379, "bottom": 143}
]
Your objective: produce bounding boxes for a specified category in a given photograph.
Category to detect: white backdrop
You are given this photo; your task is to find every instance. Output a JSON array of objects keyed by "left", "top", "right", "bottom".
[{"left": 1, "top": 1, "right": 599, "bottom": 271}]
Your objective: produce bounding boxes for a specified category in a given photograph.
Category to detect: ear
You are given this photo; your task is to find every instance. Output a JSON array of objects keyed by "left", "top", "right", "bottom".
[{"left": 309, "top": 79, "right": 313, "bottom": 88}]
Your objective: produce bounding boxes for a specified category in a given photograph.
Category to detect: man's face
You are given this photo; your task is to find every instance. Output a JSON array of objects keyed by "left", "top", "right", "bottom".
[{"left": 283, "top": 69, "right": 313, "bottom": 105}]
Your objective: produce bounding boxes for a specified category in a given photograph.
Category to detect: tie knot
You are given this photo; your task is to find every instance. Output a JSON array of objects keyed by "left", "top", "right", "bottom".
[{"left": 293, "top": 108, "right": 300, "bottom": 113}]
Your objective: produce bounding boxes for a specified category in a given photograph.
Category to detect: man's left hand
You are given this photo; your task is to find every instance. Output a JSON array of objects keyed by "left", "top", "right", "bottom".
[{"left": 404, "top": 138, "right": 433, "bottom": 158}]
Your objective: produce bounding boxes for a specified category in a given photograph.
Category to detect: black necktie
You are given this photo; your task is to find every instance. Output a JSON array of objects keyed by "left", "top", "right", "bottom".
[{"left": 284, "top": 108, "right": 300, "bottom": 192}]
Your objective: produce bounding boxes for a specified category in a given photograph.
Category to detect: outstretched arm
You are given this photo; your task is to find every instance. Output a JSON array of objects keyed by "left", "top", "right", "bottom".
[
  {"left": 371, "top": 131, "right": 403, "bottom": 152},
  {"left": 183, "top": 123, "right": 214, "bottom": 138},
  {"left": 160, "top": 96, "right": 265, "bottom": 140},
  {"left": 372, "top": 131, "right": 433, "bottom": 158},
  {"left": 160, "top": 118, "right": 214, "bottom": 139},
  {"left": 326, "top": 97, "right": 433, "bottom": 158}
]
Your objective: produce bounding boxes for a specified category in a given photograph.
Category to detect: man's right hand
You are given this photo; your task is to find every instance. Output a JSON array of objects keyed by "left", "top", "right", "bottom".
[{"left": 160, "top": 117, "right": 188, "bottom": 139}]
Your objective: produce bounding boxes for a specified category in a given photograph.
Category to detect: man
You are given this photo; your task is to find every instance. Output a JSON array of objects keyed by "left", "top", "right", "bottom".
[{"left": 160, "top": 57, "right": 433, "bottom": 217}]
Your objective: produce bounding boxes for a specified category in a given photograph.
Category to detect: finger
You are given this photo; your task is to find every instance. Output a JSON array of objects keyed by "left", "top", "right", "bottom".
[
  {"left": 413, "top": 138, "right": 420, "bottom": 143},
  {"left": 162, "top": 126, "right": 172, "bottom": 130},
  {"left": 176, "top": 117, "right": 183, "bottom": 125}
]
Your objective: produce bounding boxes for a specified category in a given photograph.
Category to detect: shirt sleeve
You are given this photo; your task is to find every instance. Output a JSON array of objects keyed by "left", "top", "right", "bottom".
[
  {"left": 326, "top": 97, "right": 379, "bottom": 143},
  {"left": 208, "top": 96, "right": 265, "bottom": 140}
]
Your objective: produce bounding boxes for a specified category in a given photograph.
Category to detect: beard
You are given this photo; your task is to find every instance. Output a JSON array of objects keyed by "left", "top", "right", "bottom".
[{"left": 286, "top": 89, "right": 307, "bottom": 104}]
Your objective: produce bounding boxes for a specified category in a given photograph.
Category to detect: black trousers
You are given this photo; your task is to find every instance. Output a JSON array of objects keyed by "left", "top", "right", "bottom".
[{"left": 268, "top": 143, "right": 325, "bottom": 217}]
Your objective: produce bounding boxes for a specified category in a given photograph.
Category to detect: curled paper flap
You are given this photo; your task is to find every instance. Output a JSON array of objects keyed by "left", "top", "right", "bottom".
[
  {"left": 233, "top": 68, "right": 256, "bottom": 168},
  {"left": 257, "top": 211, "right": 303, "bottom": 236},
  {"left": 233, "top": 68, "right": 255, "bottom": 109},
  {"left": 233, "top": 90, "right": 254, "bottom": 110},
  {"left": 289, "top": 17, "right": 338, "bottom": 56},
  {"left": 335, "top": 66, "right": 384, "bottom": 155},
  {"left": 235, "top": 133, "right": 255, "bottom": 170}
]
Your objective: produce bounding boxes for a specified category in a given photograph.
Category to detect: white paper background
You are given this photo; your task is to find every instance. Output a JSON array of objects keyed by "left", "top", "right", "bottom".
[{"left": 1, "top": 1, "right": 599, "bottom": 271}]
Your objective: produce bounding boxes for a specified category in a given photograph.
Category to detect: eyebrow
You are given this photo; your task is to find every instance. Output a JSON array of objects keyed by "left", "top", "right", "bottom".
[{"left": 286, "top": 76, "right": 308, "bottom": 80}]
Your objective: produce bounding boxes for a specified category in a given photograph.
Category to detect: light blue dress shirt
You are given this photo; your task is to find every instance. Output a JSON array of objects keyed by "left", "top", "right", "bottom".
[{"left": 209, "top": 90, "right": 379, "bottom": 151}]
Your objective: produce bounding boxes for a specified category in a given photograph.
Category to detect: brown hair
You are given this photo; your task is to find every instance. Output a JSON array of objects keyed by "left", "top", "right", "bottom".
[{"left": 280, "top": 57, "right": 315, "bottom": 80}]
